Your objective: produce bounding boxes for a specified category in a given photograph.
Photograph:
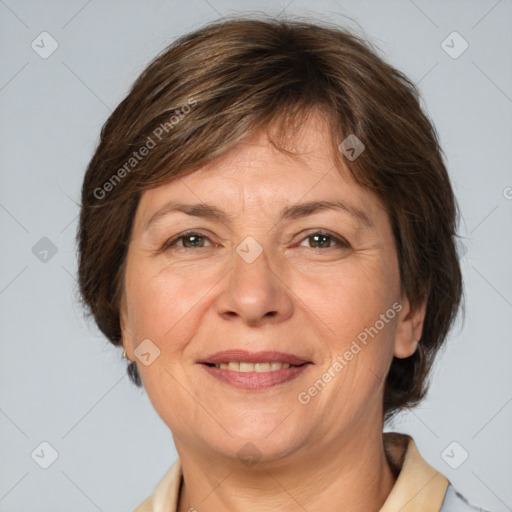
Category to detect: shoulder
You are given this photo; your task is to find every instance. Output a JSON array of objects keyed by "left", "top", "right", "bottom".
[{"left": 440, "top": 484, "right": 491, "bottom": 512}]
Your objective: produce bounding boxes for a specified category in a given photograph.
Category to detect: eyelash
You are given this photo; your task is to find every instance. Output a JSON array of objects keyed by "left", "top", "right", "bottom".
[{"left": 162, "top": 230, "right": 350, "bottom": 251}]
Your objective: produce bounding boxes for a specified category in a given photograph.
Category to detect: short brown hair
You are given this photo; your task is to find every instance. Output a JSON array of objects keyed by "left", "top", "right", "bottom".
[{"left": 77, "top": 15, "right": 462, "bottom": 423}]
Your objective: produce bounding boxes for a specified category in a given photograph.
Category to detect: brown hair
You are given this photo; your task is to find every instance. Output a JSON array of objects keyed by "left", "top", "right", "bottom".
[{"left": 77, "top": 15, "right": 462, "bottom": 423}]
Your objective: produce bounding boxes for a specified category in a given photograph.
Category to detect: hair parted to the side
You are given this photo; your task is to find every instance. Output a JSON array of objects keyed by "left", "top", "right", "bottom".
[{"left": 77, "top": 14, "right": 462, "bottom": 423}]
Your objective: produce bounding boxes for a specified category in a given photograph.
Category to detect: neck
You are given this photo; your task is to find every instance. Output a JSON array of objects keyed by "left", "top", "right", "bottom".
[{"left": 176, "top": 427, "right": 397, "bottom": 512}]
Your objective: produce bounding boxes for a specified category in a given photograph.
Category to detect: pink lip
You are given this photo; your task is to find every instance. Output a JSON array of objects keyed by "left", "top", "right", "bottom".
[
  {"left": 200, "top": 363, "right": 311, "bottom": 390},
  {"left": 197, "top": 349, "right": 310, "bottom": 366}
]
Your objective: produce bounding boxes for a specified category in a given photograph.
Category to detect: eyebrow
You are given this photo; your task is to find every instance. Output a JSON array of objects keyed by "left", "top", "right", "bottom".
[{"left": 145, "top": 199, "right": 373, "bottom": 231}]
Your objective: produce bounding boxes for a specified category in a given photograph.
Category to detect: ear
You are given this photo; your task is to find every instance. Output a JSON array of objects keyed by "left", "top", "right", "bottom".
[
  {"left": 119, "top": 292, "right": 135, "bottom": 360},
  {"left": 393, "top": 294, "right": 427, "bottom": 359}
]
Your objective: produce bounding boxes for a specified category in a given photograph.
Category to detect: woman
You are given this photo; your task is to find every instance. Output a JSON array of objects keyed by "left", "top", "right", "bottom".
[{"left": 77, "top": 15, "right": 490, "bottom": 512}]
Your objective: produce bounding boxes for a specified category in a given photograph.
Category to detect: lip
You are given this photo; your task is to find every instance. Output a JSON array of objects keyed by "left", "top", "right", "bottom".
[
  {"left": 197, "top": 349, "right": 310, "bottom": 366},
  {"left": 200, "top": 363, "right": 311, "bottom": 390}
]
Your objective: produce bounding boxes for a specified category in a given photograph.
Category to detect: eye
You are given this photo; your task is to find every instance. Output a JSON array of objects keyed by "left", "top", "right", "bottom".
[
  {"left": 162, "top": 230, "right": 349, "bottom": 252},
  {"left": 298, "top": 231, "right": 350, "bottom": 249},
  {"left": 163, "top": 231, "right": 213, "bottom": 250}
]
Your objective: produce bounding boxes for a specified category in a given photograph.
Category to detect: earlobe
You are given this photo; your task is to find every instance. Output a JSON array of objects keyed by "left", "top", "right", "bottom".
[
  {"left": 394, "top": 338, "right": 419, "bottom": 359},
  {"left": 393, "top": 295, "right": 427, "bottom": 359}
]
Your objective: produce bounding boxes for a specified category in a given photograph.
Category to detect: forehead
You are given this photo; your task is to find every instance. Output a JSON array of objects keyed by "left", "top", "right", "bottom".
[{"left": 134, "top": 112, "right": 384, "bottom": 228}]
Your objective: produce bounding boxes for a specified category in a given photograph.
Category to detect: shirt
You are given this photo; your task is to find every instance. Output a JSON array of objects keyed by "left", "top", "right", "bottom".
[{"left": 133, "top": 432, "right": 489, "bottom": 511}]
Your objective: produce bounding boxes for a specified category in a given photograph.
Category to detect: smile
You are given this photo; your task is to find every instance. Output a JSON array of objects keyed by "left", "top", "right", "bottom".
[{"left": 206, "top": 361, "right": 295, "bottom": 371}]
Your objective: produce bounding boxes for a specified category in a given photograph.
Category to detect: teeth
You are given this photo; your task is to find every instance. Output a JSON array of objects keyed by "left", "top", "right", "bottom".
[
  {"left": 239, "top": 362, "right": 253, "bottom": 373},
  {"left": 254, "top": 362, "right": 271, "bottom": 372},
  {"left": 213, "top": 361, "right": 293, "bottom": 371}
]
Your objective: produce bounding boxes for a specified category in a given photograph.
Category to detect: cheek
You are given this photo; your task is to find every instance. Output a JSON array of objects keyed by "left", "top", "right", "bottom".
[
  {"left": 123, "top": 260, "right": 218, "bottom": 354},
  {"left": 307, "top": 256, "right": 399, "bottom": 337},
  {"left": 304, "top": 257, "right": 400, "bottom": 402}
]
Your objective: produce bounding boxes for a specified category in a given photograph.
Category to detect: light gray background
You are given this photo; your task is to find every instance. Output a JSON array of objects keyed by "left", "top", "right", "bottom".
[{"left": 1, "top": 1, "right": 511, "bottom": 511}]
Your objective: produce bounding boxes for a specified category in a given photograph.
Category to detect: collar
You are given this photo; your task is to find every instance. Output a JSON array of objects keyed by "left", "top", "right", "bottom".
[
  {"left": 134, "top": 432, "right": 450, "bottom": 512},
  {"left": 380, "top": 432, "right": 449, "bottom": 511}
]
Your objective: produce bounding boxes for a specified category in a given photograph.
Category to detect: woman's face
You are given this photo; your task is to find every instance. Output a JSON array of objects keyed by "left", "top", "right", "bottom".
[{"left": 120, "top": 113, "right": 423, "bottom": 465}]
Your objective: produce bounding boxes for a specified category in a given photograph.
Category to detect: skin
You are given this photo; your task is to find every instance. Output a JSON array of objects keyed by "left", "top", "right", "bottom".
[{"left": 120, "top": 111, "right": 427, "bottom": 512}]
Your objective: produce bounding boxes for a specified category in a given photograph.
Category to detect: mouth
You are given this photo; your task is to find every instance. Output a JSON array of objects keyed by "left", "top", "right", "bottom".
[
  {"left": 203, "top": 361, "right": 299, "bottom": 371},
  {"left": 197, "top": 350, "right": 312, "bottom": 390}
]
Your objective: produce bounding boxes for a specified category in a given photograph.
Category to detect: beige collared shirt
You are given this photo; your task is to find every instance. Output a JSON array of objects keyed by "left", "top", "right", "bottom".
[{"left": 133, "top": 432, "right": 477, "bottom": 511}]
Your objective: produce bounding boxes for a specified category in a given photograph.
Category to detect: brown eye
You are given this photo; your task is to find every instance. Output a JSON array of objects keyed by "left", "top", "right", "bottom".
[
  {"left": 180, "top": 234, "right": 206, "bottom": 248},
  {"left": 299, "top": 231, "right": 349, "bottom": 249},
  {"left": 164, "top": 231, "right": 212, "bottom": 250}
]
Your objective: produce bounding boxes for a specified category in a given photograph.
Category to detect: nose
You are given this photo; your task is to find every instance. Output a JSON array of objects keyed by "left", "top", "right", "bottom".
[{"left": 216, "top": 242, "right": 294, "bottom": 326}]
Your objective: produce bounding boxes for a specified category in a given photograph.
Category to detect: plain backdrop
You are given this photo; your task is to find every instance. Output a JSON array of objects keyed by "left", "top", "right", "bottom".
[{"left": 1, "top": 1, "right": 511, "bottom": 511}]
